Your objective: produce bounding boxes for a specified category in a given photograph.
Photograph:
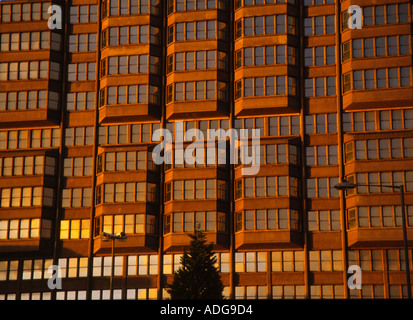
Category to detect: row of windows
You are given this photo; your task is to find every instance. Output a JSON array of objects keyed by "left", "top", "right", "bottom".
[
  {"left": 347, "top": 171, "right": 413, "bottom": 194},
  {"left": 66, "top": 92, "right": 95, "bottom": 111},
  {"left": 101, "top": 25, "right": 160, "bottom": 48},
  {"left": 304, "top": 77, "right": 336, "bottom": 97},
  {"left": 308, "top": 250, "right": 343, "bottom": 272},
  {"left": 235, "top": 0, "right": 296, "bottom": 9},
  {"left": 68, "top": 33, "right": 97, "bottom": 53},
  {"left": 234, "top": 176, "right": 299, "bottom": 199},
  {"left": 344, "top": 138, "right": 413, "bottom": 162},
  {"left": 234, "top": 76, "right": 297, "bottom": 99},
  {"left": 349, "top": 250, "right": 413, "bottom": 275},
  {"left": 69, "top": 5, "right": 98, "bottom": 24},
  {"left": 164, "top": 179, "right": 227, "bottom": 201},
  {"left": 343, "top": 67, "right": 411, "bottom": 93},
  {"left": 2, "top": 249, "right": 412, "bottom": 282},
  {"left": 308, "top": 210, "right": 340, "bottom": 231},
  {"left": 308, "top": 285, "right": 347, "bottom": 300},
  {"left": 306, "top": 177, "right": 339, "bottom": 198},
  {"left": 304, "top": 46, "right": 335, "bottom": 67},
  {"left": 0, "top": 187, "right": 54, "bottom": 208},
  {"left": 303, "top": 15, "right": 335, "bottom": 36},
  {"left": 0, "top": 2, "right": 50, "bottom": 23},
  {"left": 272, "top": 285, "right": 305, "bottom": 300},
  {"left": 64, "top": 127, "right": 94, "bottom": 147},
  {"left": 167, "top": 21, "right": 227, "bottom": 43},
  {"left": 163, "top": 111, "right": 409, "bottom": 138},
  {"left": 99, "top": 85, "right": 160, "bottom": 106},
  {"left": 95, "top": 214, "right": 157, "bottom": 236},
  {"left": 235, "top": 252, "right": 267, "bottom": 273},
  {"left": 167, "top": 50, "right": 227, "bottom": 73},
  {"left": 235, "top": 15, "right": 296, "bottom": 39},
  {"left": 0, "top": 61, "right": 60, "bottom": 81},
  {"left": 342, "top": 109, "right": 413, "bottom": 133},
  {"left": 245, "top": 144, "right": 299, "bottom": 166},
  {"left": 235, "top": 209, "right": 300, "bottom": 231},
  {"left": 64, "top": 157, "right": 93, "bottom": 177},
  {"left": 343, "top": 111, "right": 374, "bottom": 132},
  {"left": 94, "top": 255, "right": 159, "bottom": 277},
  {"left": 271, "top": 251, "right": 304, "bottom": 272},
  {"left": 161, "top": 142, "right": 296, "bottom": 170},
  {"left": 67, "top": 63, "right": 96, "bottom": 82},
  {"left": 4, "top": 285, "right": 413, "bottom": 300},
  {"left": 61, "top": 188, "right": 91, "bottom": 208},
  {"left": 239, "top": 250, "right": 344, "bottom": 273},
  {"left": 0, "top": 90, "right": 59, "bottom": 111},
  {"left": 0, "top": 156, "right": 55, "bottom": 177},
  {"left": 60, "top": 219, "right": 90, "bottom": 240},
  {"left": 0, "top": 290, "right": 128, "bottom": 301},
  {"left": 235, "top": 45, "right": 297, "bottom": 69},
  {"left": 96, "top": 182, "right": 158, "bottom": 204},
  {"left": 0, "top": 219, "right": 52, "bottom": 240},
  {"left": 235, "top": 116, "right": 300, "bottom": 137},
  {"left": 163, "top": 145, "right": 227, "bottom": 170},
  {"left": 342, "top": 35, "right": 410, "bottom": 62},
  {"left": 162, "top": 143, "right": 291, "bottom": 170},
  {"left": 0, "top": 32, "right": 61, "bottom": 52},
  {"left": 349, "top": 249, "right": 382, "bottom": 272},
  {"left": 97, "top": 151, "right": 156, "bottom": 174},
  {"left": 0, "top": 112, "right": 343, "bottom": 151},
  {"left": 166, "top": 81, "right": 227, "bottom": 103},
  {"left": 103, "top": 0, "right": 161, "bottom": 17},
  {"left": 303, "top": 0, "right": 333, "bottom": 5},
  {"left": 348, "top": 205, "right": 413, "bottom": 230},
  {"left": 342, "top": 3, "right": 411, "bottom": 31},
  {"left": 164, "top": 211, "right": 226, "bottom": 233},
  {"left": 306, "top": 145, "right": 338, "bottom": 166},
  {"left": 0, "top": 129, "right": 60, "bottom": 150},
  {"left": 98, "top": 123, "right": 160, "bottom": 145},
  {"left": 168, "top": 0, "right": 226, "bottom": 14},
  {"left": 101, "top": 55, "right": 160, "bottom": 77}
]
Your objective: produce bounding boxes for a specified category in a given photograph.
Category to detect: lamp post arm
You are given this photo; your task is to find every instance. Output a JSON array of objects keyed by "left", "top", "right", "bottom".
[{"left": 351, "top": 184, "right": 401, "bottom": 190}]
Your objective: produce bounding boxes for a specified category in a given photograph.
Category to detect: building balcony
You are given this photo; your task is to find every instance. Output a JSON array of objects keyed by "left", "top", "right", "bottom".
[
  {"left": 0, "top": 238, "right": 53, "bottom": 255},
  {"left": 98, "top": 103, "right": 161, "bottom": 124},
  {"left": 99, "top": 73, "right": 162, "bottom": 123},
  {"left": 166, "top": 98, "right": 229, "bottom": 121},
  {"left": 101, "top": 14, "right": 162, "bottom": 32},
  {"left": 342, "top": 87, "right": 413, "bottom": 111},
  {"left": 58, "top": 239, "right": 89, "bottom": 256},
  {"left": 234, "top": 95, "right": 299, "bottom": 117},
  {"left": 93, "top": 234, "right": 158, "bottom": 254},
  {"left": 0, "top": 108, "right": 60, "bottom": 129},
  {"left": 347, "top": 227, "right": 413, "bottom": 248},
  {"left": 235, "top": 230, "right": 302, "bottom": 250},
  {"left": 163, "top": 232, "right": 228, "bottom": 252},
  {"left": 234, "top": 3, "right": 297, "bottom": 21}
]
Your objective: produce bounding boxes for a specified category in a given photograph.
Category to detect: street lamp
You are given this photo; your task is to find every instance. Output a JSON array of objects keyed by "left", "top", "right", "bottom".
[
  {"left": 101, "top": 232, "right": 127, "bottom": 300},
  {"left": 334, "top": 179, "right": 411, "bottom": 299}
]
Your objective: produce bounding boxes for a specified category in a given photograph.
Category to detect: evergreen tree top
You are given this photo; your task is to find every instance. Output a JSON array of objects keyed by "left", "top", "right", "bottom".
[{"left": 166, "top": 230, "right": 224, "bottom": 300}]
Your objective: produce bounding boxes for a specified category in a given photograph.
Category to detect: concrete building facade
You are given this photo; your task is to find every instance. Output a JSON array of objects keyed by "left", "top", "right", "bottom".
[{"left": 0, "top": 0, "right": 412, "bottom": 299}]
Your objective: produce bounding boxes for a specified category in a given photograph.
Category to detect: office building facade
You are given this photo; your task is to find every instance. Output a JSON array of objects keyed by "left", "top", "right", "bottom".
[{"left": 0, "top": 0, "right": 412, "bottom": 299}]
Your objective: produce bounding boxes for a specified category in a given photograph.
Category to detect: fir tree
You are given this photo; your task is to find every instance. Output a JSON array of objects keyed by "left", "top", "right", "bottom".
[{"left": 166, "top": 230, "right": 224, "bottom": 300}]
